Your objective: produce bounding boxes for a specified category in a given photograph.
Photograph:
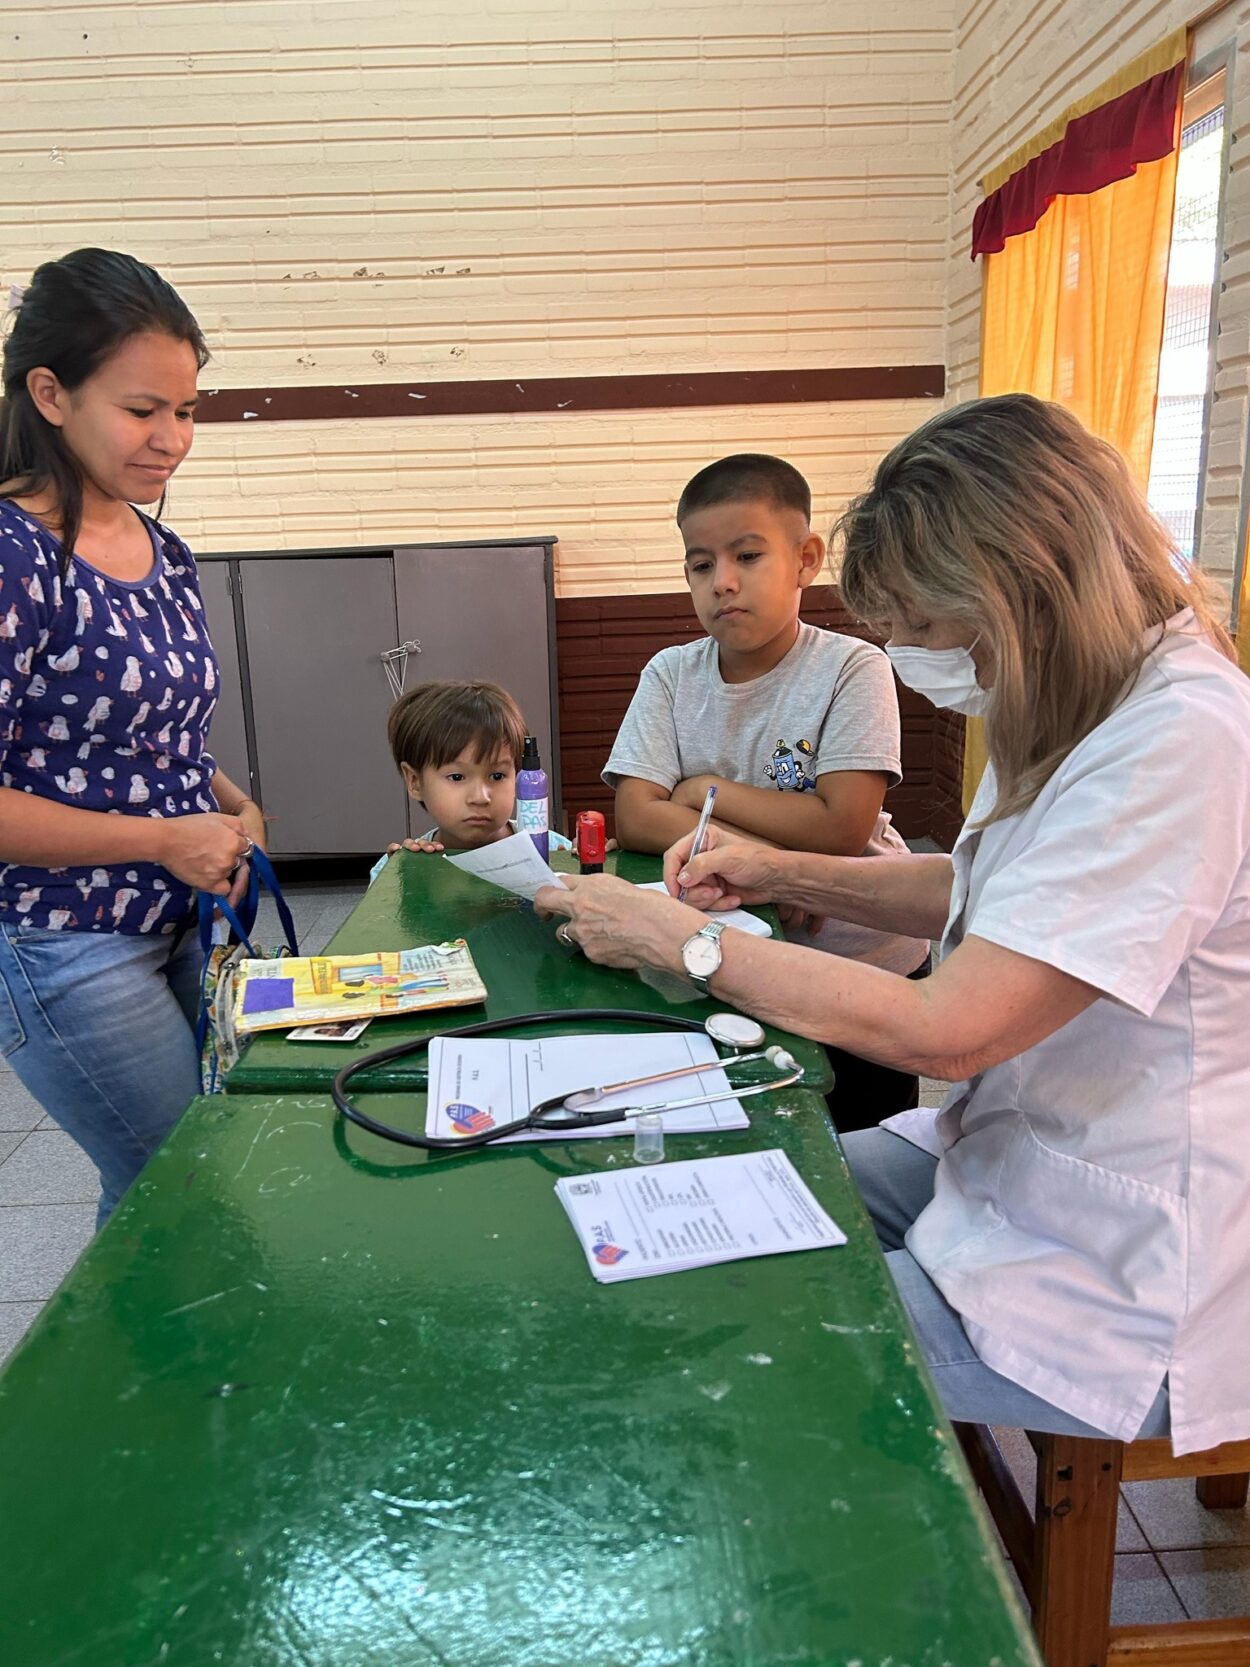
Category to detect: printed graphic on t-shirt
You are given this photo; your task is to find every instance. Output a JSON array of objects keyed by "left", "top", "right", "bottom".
[{"left": 763, "top": 737, "right": 816, "bottom": 792}]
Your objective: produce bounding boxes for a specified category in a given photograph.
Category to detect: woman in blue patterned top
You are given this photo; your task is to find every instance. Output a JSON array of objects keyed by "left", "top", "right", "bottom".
[{"left": 0, "top": 249, "right": 265, "bottom": 1223}]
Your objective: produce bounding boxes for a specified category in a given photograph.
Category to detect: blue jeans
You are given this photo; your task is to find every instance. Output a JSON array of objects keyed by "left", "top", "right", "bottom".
[
  {"left": 0, "top": 921, "right": 204, "bottom": 1226},
  {"left": 842, "top": 1127, "right": 1171, "bottom": 1439}
]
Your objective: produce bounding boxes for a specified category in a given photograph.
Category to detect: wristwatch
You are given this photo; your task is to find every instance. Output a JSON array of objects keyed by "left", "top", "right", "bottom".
[{"left": 681, "top": 920, "right": 726, "bottom": 987}]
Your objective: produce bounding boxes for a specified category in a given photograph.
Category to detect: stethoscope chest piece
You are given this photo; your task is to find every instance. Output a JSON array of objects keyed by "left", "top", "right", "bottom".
[{"left": 705, "top": 1012, "right": 766, "bottom": 1050}]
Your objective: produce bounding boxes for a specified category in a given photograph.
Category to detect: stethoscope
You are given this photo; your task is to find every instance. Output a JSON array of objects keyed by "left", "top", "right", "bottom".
[{"left": 331, "top": 1008, "right": 805, "bottom": 1151}]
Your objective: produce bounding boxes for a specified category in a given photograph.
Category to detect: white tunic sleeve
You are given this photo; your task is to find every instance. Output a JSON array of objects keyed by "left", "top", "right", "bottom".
[{"left": 965, "top": 667, "right": 1250, "bottom": 1018}]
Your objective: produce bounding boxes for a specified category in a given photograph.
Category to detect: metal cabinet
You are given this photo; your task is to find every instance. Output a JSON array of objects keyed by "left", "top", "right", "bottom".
[
  {"left": 393, "top": 543, "right": 557, "bottom": 811},
  {"left": 198, "top": 539, "right": 559, "bottom": 859},
  {"left": 237, "top": 556, "right": 408, "bottom": 856}
]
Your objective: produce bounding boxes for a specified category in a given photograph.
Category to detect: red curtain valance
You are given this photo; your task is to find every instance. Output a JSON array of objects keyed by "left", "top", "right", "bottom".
[{"left": 971, "top": 58, "right": 1185, "bottom": 258}]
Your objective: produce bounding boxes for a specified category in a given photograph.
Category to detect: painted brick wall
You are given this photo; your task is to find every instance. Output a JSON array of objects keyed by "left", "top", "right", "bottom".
[
  {"left": 949, "top": 0, "right": 1250, "bottom": 602},
  {"left": 4, "top": 0, "right": 955, "bottom": 596},
  {"left": 162, "top": 400, "right": 938, "bottom": 595}
]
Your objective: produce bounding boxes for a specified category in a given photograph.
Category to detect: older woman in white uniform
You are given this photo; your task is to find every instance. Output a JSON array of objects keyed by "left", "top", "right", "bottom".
[{"left": 537, "top": 395, "right": 1250, "bottom": 1454}]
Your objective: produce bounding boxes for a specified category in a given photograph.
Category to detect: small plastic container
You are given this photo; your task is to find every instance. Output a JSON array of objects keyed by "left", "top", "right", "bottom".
[
  {"left": 633, "top": 1112, "right": 665, "bottom": 1165},
  {"left": 576, "top": 809, "right": 606, "bottom": 874}
]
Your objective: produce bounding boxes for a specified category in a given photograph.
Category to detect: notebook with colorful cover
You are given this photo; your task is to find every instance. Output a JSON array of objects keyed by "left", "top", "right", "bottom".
[{"left": 232, "top": 940, "right": 486, "bottom": 1035}]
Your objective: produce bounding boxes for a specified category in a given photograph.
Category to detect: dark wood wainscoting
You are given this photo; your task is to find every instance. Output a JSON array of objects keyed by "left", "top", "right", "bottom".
[{"left": 555, "top": 586, "right": 965, "bottom": 851}]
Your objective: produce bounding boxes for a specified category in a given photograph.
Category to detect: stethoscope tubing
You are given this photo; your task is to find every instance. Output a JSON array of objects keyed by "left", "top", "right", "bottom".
[{"left": 330, "top": 1008, "right": 802, "bottom": 1152}]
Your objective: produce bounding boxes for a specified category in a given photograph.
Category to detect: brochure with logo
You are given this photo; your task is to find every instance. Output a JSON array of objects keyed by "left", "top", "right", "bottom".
[
  {"left": 232, "top": 940, "right": 486, "bottom": 1035},
  {"left": 555, "top": 1148, "right": 846, "bottom": 1283}
]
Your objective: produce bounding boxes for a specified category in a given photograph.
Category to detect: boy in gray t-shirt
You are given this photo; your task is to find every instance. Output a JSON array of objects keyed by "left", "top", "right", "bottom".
[{"left": 603, "top": 453, "right": 929, "bottom": 1127}]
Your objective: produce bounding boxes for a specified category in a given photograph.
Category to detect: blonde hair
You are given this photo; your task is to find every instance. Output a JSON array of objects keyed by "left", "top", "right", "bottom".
[{"left": 835, "top": 394, "right": 1235, "bottom": 824}]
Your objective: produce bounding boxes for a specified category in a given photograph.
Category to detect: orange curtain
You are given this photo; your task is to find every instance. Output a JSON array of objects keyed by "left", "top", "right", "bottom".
[
  {"left": 965, "top": 38, "right": 1185, "bottom": 810},
  {"left": 980, "top": 152, "right": 1179, "bottom": 485}
]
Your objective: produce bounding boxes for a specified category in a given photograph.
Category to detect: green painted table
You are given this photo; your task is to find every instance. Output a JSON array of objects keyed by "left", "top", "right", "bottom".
[
  {"left": 226, "top": 848, "right": 834, "bottom": 1095},
  {"left": 0, "top": 1082, "right": 1038, "bottom": 1667}
]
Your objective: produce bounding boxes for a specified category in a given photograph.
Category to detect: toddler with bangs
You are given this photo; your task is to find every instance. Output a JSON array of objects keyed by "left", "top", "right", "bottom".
[{"left": 382, "top": 679, "right": 526, "bottom": 859}]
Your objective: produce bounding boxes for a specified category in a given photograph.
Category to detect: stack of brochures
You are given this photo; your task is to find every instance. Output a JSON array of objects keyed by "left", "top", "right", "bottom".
[
  {"left": 555, "top": 1149, "right": 846, "bottom": 1283},
  {"left": 232, "top": 940, "right": 487, "bottom": 1035}
]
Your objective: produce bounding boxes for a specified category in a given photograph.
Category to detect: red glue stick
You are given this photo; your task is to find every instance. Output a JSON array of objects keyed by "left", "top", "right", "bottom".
[{"left": 576, "top": 810, "right": 606, "bottom": 874}]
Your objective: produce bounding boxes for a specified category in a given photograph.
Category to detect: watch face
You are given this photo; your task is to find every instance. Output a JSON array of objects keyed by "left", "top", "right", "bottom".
[{"left": 683, "top": 932, "right": 722, "bottom": 979}]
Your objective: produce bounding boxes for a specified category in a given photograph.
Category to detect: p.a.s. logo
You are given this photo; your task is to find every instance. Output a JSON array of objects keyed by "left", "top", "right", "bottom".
[
  {"left": 592, "top": 1241, "right": 628, "bottom": 1266},
  {"left": 447, "top": 1103, "right": 494, "bottom": 1135}
]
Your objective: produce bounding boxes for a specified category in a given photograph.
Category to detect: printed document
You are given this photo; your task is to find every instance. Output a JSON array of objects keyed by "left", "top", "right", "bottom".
[
  {"left": 426, "top": 1031, "right": 749, "bottom": 1142},
  {"left": 443, "top": 831, "right": 568, "bottom": 902},
  {"left": 555, "top": 1148, "right": 846, "bottom": 1282},
  {"left": 635, "top": 881, "right": 773, "bottom": 938}
]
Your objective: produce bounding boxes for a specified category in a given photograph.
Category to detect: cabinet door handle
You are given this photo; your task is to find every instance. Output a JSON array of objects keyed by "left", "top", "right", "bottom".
[
  {"left": 380, "top": 640, "right": 421, "bottom": 699},
  {"left": 379, "top": 640, "right": 421, "bottom": 665}
]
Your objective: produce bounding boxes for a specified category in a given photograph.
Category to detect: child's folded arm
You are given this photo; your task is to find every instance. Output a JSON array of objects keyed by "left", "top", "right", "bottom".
[
  {"left": 613, "top": 775, "right": 773, "bottom": 854},
  {"left": 672, "top": 770, "right": 890, "bottom": 856}
]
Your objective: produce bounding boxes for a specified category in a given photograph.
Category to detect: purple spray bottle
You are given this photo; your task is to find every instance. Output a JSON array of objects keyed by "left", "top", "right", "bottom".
[{"left": 515, "top": 734, "right": 549, "bottom": 861}]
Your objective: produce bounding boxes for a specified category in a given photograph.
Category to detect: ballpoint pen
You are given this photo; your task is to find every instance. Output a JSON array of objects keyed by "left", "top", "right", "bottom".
[{"left": 678, "top": 784, "right": 717, "bottom": 903}]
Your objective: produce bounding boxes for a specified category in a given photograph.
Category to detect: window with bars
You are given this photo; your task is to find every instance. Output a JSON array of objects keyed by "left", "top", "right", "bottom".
[{"left": 1145, "top": 80, "right": 1226, "bottom": 560}]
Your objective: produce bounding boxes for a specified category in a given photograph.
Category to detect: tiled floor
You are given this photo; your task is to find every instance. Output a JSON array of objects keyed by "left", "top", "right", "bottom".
[
  {"left": 1, "top": 878, "right": 1246, "bottom": 1631},
  {"left": 988, "top": 1425, "right": 1250, "bottom": 1627}
]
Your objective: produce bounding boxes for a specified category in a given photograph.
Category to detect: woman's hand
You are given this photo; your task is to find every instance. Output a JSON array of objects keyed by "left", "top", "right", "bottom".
[
  {"left": 239, "top": 799, "right": 267, "bottom": 853},
  {"left": 533, "top": 873, "right": 702, "bottom": 973},
  {"left": 661, "top": 825, "right": 784, "bottom": 911},
  {"left": 224, "top": 860, "right": 251, "bottom": 911},
  {"left": 219, "top": 801, "right": 269, "bottom": 908},
  {"left": 158, "top": 812, "right": 249, "bottom": 895},
  {"left": 387, "top": 837, "right": 445, "bottom": 855}
]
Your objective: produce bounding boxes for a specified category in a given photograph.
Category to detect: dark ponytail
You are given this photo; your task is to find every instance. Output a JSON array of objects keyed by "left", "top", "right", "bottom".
[{"left": 0, "top": 248, "right": 209, "bottom": 573}]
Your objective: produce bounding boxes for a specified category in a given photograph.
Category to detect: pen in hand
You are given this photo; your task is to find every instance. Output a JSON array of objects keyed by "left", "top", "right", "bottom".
[{"left": 677, "top": 784, "right": 717, "bottom": 904}]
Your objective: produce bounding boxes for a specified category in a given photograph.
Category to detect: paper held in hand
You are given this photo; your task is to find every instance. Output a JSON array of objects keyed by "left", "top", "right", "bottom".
[
  {"left": 635, "top": 880, "right": 773, "bottom": 938},
  {"left": 442, "top": 831, "right": 568, "bottom": 901},
  {"left": 556, "top": 1148, "right": 846, "bottom": 1283},
  {"left": 426, "top": 1031, "right": 750, "bottom": 1142}
]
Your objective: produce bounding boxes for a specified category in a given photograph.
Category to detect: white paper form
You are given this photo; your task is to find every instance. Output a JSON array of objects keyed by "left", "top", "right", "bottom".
[
  {"left": 555, "top": 1148, "right": 847, "bottom": 1282},
  {"left": 879, "top": 1105, "right": 945, "bottom": 1158},
  {"left": 425, "top": 1031, "right": 749, "bottom": 1143},
  {"left": 635, "top": 881, "right": 773, "bottom": 939},
  {"left": 442, "top": 831, "right": 568, "bottom": 902}
]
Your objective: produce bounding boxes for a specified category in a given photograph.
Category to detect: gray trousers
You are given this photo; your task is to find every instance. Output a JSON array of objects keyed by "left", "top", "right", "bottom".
[{"left": 841, "top": 1128, "right": 1171, "bottom": 1438}]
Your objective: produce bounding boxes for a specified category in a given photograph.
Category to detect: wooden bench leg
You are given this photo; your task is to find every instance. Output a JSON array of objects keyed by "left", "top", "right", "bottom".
[
  {"left": 1033, "top": 1433, "right": 1124, "bottom": 1667},
  {"left": 1196, "top": 1471, "right": 1250, "bottom": 1510}
]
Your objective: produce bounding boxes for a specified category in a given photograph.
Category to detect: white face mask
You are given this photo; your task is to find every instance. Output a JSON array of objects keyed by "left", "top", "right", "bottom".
[{"left": 884, "top": 639, "right": 990, "bottom": 717}]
